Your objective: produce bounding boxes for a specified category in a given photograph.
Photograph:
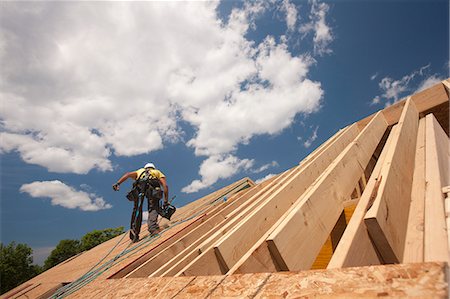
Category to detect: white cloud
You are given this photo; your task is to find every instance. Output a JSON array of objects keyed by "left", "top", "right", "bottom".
[
  {"left": 252, "top": 161, "right": 279, "bottom": 173},
  {"left": 184, "top": 37, "right": 322, "bottom": 157},
  {"left": 299, "top": 0, "right": 333, "bottom": 56},
  {"left": 281, "top": 0, "right": 298, "bottom": 31},
  {"left": 303, "top": 126, "right": 319, "bottom": 148},
  {"left": 182, "top": 154, "right": 254, "bottom": 193},
  {"left": 371, "top": 64, "right": 443, "bottom": 106},
  {"left": 415, "top": 75, "right": 444, "bottom": 93},
  {"left": 255, "top": 173, "right": 276, "bottom": 184},
  {"left": 20, "top": 180, "right": 112, "bottom": 211},
  {"left": 370, "top": 96, "right": 381, "bottom": 106},
  {"left": 0, "top": 130, "right": 111, "bottom": 174},
  {"left": 370, "top": 73, "right": 378, "bottom": 81},
  {"left": 379, "top": 64, "right": 430, "bottom": 102},
  {"left": 1, "top": 2, "right": 325, "bottom": 191}
]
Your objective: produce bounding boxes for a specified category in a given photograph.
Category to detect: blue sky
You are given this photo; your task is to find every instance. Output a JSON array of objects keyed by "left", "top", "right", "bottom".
[{"left": 1, "top": 0, "right": 448, "bottom": 265}]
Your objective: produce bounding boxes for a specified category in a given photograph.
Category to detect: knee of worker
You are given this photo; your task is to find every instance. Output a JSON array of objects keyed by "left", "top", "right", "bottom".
[{"left": 148, "top": 209, "right": 158, "bottom": 221}]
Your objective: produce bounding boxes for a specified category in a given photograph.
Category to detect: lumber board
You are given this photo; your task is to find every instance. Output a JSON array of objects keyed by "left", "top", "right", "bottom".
[
  {"left": 298, "top": 126, "right": 347, "bottom": 167},
  {"left": 173, "top": 275, "right": 225, "bottom": 298},
  {"left": 212, "top": 124, "right": 360, "bottom": 273},
  {"left": 67, "top": 263, "right": 448, "bottom": 299},
  {"left": 229, "top": 128, "right": 361, "bottom": 274},
  {"left": 253, "top": 262, "right": 448, "bottom": 298},
  {"left": 145, "top": 175, "right": 280, "bottom": 278},
  {"left": 196, "top": 166, "right": 302, "bottom": 257},
  {"left": 265, "top": 112, "right": 388, "bottom": 271},
  {"left": 310, "top": 236, "right": 333, "bottom": 270},
  {"left": 364, "top": 98, "right": 419, "bottom": 263},
  {"left": 158, "top": 168, "right": 299, "bottom": 277},
  {"left": 11, "top": 283, "right": 61, "bottom": 299},
  {"left": 109, "top": 195, "right": 241, "bottom": 279},
  {"left": 403, "top": 117, "right": 426, "bottom": 263},
  {"left": 2, "top": 283, "right": 36, "bottom": 299},
  {"left": 229, "top": 168, "right": 346, "bottom": 274},
  {"left": 230, "top": 183, "right": 318, "bottom": 273},
  {"left": 180, "top": 125, "right": 358, "bottom": 276},
  {"left": 71, "top": 264, "right": 448, "bottom": 298},
  {"left": 170, "top": 147, "right": 333, "bottom": 277},
  {"left": 442, "top": 79, "right": 450, "bottom": 92},
  {"left": 424, "top": 113, "right": 450, "bottom": 263},
  {"left": 167, "top": 178, "right": 254, "bottom": 224},
  {"left": 209, "top": 273, "right": 271, "bottom": 298},
  {"left": 357, "top": 81, "right": 448, "bottom": 129},
  {"left": 230, "top": 238, "right": 279, "bottom": 274},
  {"left": 328, "top": 124, "right": 397, "bottom": 269},
  {"left": 228, "top": 167, "right": 338, "bottom": 274},
  {"left": 111, "top": 210, "right": 212, "bottom": 278},
  {"left": 124, "top": 183, "right": 262, "bottom": 278},
  {"left": 100, "top": 182, "right": 253, "bottom": 277},
  {"left": 173, "top": 166, "right": 311, "bottom": 276},
  {"left": 174, "top": 136, "right": 349, "bottom": 277},
  {"left": 330, "top": 210, "right": 347, "bottom": 251}
]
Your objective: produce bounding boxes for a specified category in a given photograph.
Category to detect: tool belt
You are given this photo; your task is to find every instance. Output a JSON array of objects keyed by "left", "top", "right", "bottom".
[
  {"left": 127, "top": 179, "right": 163, "bottom": 202},
  {"left": 126, "top": 188, "right": 139, "bottom": 202}
]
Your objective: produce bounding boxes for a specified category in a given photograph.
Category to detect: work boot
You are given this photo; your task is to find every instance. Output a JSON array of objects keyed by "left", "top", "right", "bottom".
[{"left": 149, "top": 228, "right": 161, "bottom": 237}]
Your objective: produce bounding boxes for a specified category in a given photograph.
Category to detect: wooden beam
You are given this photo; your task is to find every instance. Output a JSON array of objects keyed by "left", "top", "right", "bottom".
[
  {"left": 211, "top": 124, "right": 360, "bottom": 273},
  {"left": 231, "top": 168, "right": 348, "bottom": 274},
  {"left": 172, "top": 166, "right": 315, "bottom": 276},
  {"left": 110, "top": 179, "right": 257, "bottom": 278},
  {"left": 229, "top": 174, "right": 324, "bottom": 274},
  {"left": 330, "top": 210, "right": 347, "bottom": 251},
  {"left": 159, "top": 167, "right": 299, "bottom": 277},
  {"left": 174, "top": 126, "right": 360, "bottom": 276},
  {"left": 403, "top": 117, "right": 426, "bottom": 263},
  {"left": 424, "top": 113, "right": 450, "bottom": 263},
  {"left": 298, "top": 126, "right": 347, "bottom": 166},
  {"left": 264, "top": 112, "right": 388, "bottom": 271},
  {"left": 440, "top": 79, "right": 450, "bottom": 92},
  {"left": 364, "top": 98, "right": 419, "bottom": 263},
  {"left": 328, "top": 124, "right": 397, "bottom": 269},
  {"left": 164, "top": 177, "right": 254, "bottom": 225},
  {"left": 229, "top": 128, "right": 361, "bottom": 275},
  {"left": 357, "top": 81, "right": 448, "bottom": 129},
  {"left": 147, "top": 173, "right": 287, "bottom": 277},
  {"left": 124, "top": 183, "right": 264, "bottom": 278}
]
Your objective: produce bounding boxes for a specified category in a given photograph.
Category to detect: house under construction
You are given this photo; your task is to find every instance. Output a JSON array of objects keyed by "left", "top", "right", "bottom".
[{"left": 3, "top": 79, "right": 450, "bottom": 298}]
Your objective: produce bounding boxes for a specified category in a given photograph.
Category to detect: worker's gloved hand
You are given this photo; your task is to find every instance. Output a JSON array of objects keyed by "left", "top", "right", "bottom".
[
  {"left": 113, "top": 183, "right": 120, "bottom": 191},
  {"left": 163, "top": 200, "right": 169, "bottom": 207}
]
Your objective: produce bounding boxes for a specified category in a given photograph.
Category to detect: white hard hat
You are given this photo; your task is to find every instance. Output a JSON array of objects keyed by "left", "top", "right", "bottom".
[{"left": 144, "top": 162, "right": 155, "bottom": 169}]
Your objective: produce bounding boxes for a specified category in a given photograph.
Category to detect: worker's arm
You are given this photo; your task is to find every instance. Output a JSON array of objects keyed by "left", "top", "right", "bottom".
[
  {"left": 113, "top": 172, "right": 138, "bottom": 191},
  {"left": 159, "top": 177, "right": 169, "bottom": 203}
]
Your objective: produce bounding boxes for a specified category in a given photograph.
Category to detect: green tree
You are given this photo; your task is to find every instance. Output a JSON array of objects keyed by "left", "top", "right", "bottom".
[
  {"left": 79, "top": 226, "right": 124, "bottom": 252},
  {"left": 0, "top": 242, "right": 41, "bottom": 294},
  {"left": 42, "top": 226, "right": 124, "bottom": 270},
  {"left": 43, "top": 239, "right": 80, "bottom": 271}
]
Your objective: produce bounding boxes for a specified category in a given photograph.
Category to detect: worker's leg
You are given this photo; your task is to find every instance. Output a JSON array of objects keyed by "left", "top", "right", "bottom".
[
  {"left": 129, "top": 198, "right": 138, "bottom": 241},
  {"left": 135, "top": 196, "right": 144, "bottom": 237},
  {"left": 147, "top": 197, "right": 160, "bottom": 235},
  {"left": 130, "top": 196, "right": 144, "bottom": 242},
  {"left": 147, "top": 209, "right": 160, "bottom": 234}
]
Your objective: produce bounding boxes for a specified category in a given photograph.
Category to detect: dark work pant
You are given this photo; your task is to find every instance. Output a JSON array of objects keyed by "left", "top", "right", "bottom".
[
  {"left": 130, "top": 195, "right": 144, "bottom": 241},
  {"left": 147, "top": 197, "right": 160, "bottom": 234}
]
